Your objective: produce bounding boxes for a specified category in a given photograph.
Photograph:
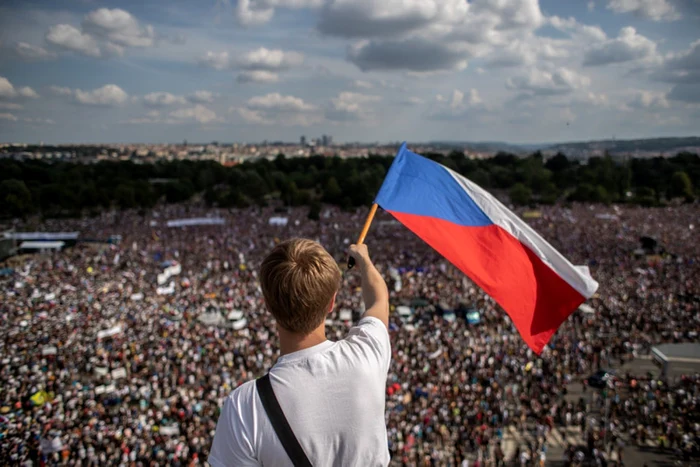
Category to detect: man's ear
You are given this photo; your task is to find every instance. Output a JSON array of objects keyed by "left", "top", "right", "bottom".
[{"left": 327, "top": 292, "right": 337, "bottom": 315}]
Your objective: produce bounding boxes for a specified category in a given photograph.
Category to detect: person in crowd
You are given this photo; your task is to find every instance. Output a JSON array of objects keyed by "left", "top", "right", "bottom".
[{"left": 1, "top": 203, "right": 698, "bottom": 465}]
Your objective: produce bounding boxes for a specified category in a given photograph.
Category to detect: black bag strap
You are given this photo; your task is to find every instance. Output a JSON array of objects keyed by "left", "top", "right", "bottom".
[{"left": 256, "top": 374, "right": 313, "bottom": 467}]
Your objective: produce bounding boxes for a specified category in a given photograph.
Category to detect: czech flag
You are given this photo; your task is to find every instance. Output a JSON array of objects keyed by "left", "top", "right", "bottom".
[{"left": 375, "top": 144, "right": 599, "bottom": 354}]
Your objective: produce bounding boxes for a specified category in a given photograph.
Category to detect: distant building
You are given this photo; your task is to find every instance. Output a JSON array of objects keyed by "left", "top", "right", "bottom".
[
  {"left": 300, "top": 136, "right": 306, "bottom": 146},
  {"left": 321, "top": 134, "right": 333, "bottom": 147}
]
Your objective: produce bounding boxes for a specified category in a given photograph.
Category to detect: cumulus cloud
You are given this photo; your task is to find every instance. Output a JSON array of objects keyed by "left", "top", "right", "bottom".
[
  {"left": 236, "top": 0, "right": 323, "bottom": 26},
  {"left": 628, "top": 90, "right": 670, "bottom": 109},
  {"left": 584, "top": 27, "right": 658, "bottom": 66},
  {"left": 427, "top": 89, "right": 487, "bottom": 120},
  {"left": 188, "top": 91, "right": 216, "bottom": 103},
  {"left": 46, "top": 24, "right": 102, "bottom": 58},
  {"left": 198, "top": 51, "right": 230, "bottom": 70},
  {"left": 348, "top": 38, "right": 469, "bottom": 72},
  {"left": 238, "top": 47, "right": 304, "bottom": 71},
  {"left": 0, "top": 77, "right": 39, "bottom": 100},
  {"left": 236, "top": 70, "right": 280, "bottom": 84},
  {"left": 14, "top": 42, "right": 57, "bottom": 61},
  {"left": 169, "top": 105, "right": 218, "bottom": 124},
  {"left": 547, "top": 16, "right": 607, "bottom": 43},
  {"left": 658, "top": 40, "right": 700, "bottom": 104},
  {"left": 507, "top": 67, "right": 590, "bottom": 97},
  {"left": 82, "top": 8, "right": 155, "bottom": 48},
  {"left": 247, "top": 93, "right": 315, "bottom": 112},
  {"left": 75, "top": 84, "right": 128, "bottom": 106},
  {"left": 0, "top": 102, "right": 23, "bottom": 110},
  {"left": 607, "top": 0, "right": 678, "bottom": 21},
  {"left": 0, "top": 113, "right": 18, "bottom": 121},
  {"left": 317, "top": 0, "right": 468, "bottom": 38},
  {"left": 49, "top": 86, "right": 73, "bottom": 96},
  {"left": 238, "top": 93, "right": 318, "bottom": 126},
  {"left": 325, "top": 91, "right": 381, "bottom": 122},
  {"left": 44, "top": 8, "right": 158, "bottom": 59},
  {"left": 143, "top": 92, "right": 187, "bottom": 107}
]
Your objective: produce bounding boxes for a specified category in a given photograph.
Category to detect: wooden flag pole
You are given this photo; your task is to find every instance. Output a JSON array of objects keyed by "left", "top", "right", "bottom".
[{"left": 348, "top": 203, "right": 378, "bottom": 269}]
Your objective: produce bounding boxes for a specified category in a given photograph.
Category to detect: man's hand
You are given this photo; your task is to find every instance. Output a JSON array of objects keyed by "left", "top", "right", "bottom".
[{"left": 348, "top": 244, "right": 371, "bottom": 270}]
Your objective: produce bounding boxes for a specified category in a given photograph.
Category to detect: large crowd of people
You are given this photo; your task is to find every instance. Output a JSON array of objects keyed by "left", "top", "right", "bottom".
[{"left": 1, "top": 202, "right": 698, "bottom": 466}]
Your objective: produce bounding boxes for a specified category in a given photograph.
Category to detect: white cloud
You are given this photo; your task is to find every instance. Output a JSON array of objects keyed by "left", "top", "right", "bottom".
[
  {"left": 325, "top": 91, "right": 381, "bottom": 122},
  {"left": 18, "top": 87, "right": 39, "bottom": 99},
  {"left": 43, "top": 8, "right": 157, "bottom": 59},
  {"left": 507, "top": 67, "right": 590, "bottom": 96},
  {"left": 0, "top": 77, "right": 19, "bottom": 99},
  {"left": 588, "top": 1, "right": 596, "bottom": 11},
  {"left": 236, "top": 0, "right": 323, "bottom": 26},
  {"left": 547, "top": 16, "right": 607, "bottom": 43},
  {"left": 658, "top": 40, "right": 700, "bottom": 104},
  {"left": 198, "top": 51, "right": 230, "bottom": 70},
  {"left": 82, "top": 8, "right": 155, "bottom": 48},
  {"left": 353, "top": 80, "right": 374, "bottom": 89},
  {"left": 169, "top": 105, "right": 218, "bottom": 124},
  {"left": 143, "top": 92, "right": 187, "bottom": 107},
  {"left": 584, "top": 27, "right": 658, "bottom": 66},
  {"left": 0, "top": 77, "right": 39, "bottom": 100},
  {"left": 399, "top": 96, "right": 425, "bottom": 105},
  {"left": 49, "top": 85, "right": 73, "bottom": 96},
  {"left": 607, "top": 0, "right": 678, "bottom": 21},
  {"left": 236, "top": 0, "right": 274, "bottom": 26},
  {"left": 75, "top": 84, "right": 128, "bottom": 106},
  {"left": 188, "top": 91, "right": 216, "bottom": 103},
  {"left": 236, "top": 107, "right": 273, "bottom": 125},
  {"left": 0, "top": 113, "right": 18, "bottom": 121},
  {"left": 15, "top": 42, "right": 57, "bottom": 61},
  {"left": 239, "top": 47, "right": 304, "bottom": 71},
  {"left": 46, "top": 24, "right": 102, "bottom": 58},
  {"left": 0, "top": 102, "right": 23, "bottom": 110},
  {"left": 237, "top": 70, "right": 280, "bottom": 84},
  {"left": 628, "top": 90, "right": 670, "bottom": 109},
  {"left": 427, "top": 88, "right": 488, "bottom": 119},
  {"left": 248, "top": 93, "right": 315, "bottom": 111},
  {"left": 238, "top": 93, "right": 319, "bottom": 126}
]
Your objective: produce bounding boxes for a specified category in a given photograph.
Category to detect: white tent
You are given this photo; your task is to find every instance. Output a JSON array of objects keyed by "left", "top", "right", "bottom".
[
  {"left": 227, "top": 310, "right": 244, "bottom": 321},
  {"left": 198, "top": 312, "right": 223, "bottom": 326},
  {"left": 19, "top": 241, "right": 65, "bottom": 251},
  {"left": 166, "top": 218, "right": 225, "bottom": 228},
  {"left": 397, "top": 306, "right": 412, "bottom": 317},
  {"left": 231, "top": 318, "right": 248, "bottom": 330}
]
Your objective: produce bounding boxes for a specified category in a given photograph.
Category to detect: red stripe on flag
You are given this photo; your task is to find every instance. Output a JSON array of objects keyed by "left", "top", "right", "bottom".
[{"left": 389, "top": 210, "right": 586, "bottom": 353}]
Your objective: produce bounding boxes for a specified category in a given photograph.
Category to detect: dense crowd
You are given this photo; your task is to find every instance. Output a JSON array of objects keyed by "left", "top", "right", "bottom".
[{"left": 1, "top": 203, "right": 698, "bottom": 466}]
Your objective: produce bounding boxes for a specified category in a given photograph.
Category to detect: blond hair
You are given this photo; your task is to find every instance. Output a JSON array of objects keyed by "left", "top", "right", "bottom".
[{"left": 260, "top": 238, "right": 341, "bottom": 334}]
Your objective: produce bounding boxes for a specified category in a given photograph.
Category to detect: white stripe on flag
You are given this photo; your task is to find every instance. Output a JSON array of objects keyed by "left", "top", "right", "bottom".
[{"left": 443, "top": 165, "right": 599, "bottom": 299}]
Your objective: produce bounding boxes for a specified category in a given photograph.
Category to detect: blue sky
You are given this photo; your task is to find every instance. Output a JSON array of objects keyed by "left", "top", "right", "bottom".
[{"left": 0, "top": 0, "right": 699, "bottom": 144}]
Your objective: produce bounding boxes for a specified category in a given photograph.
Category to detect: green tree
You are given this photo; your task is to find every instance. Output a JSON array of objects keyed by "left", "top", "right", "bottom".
[
  {"left": 509, "top": 183, "right": 532, "bottom": 206},
  {"left": 667, "top": 171, "right": 694, "bottom": 201},
  {"left": 115, "top": 184, "right": 136, "bottom": 209},
  {"left": 323, "top": 177, "right": 342, "bottom": 203},
  {"left": 308, "top": 200, "right": 321, "bottom": 220},
  {"left": 0, "top": 179, "right": 32, "bottom": 217}
]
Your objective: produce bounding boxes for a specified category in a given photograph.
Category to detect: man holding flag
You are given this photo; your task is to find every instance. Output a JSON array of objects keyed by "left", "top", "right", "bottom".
[{"left": 370, "top": 143, "right": 598, "bottom": 353}]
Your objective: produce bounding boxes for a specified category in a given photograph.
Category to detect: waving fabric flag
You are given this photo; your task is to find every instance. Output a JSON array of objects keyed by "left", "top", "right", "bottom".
[{"left": 375, "top": 144, "right": 598, "bottom": 354}]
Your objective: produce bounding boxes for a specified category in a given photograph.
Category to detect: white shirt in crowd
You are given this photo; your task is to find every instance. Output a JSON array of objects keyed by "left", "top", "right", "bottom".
[{"left": 209, "top": 316, "right": 391, "bottom": 467}]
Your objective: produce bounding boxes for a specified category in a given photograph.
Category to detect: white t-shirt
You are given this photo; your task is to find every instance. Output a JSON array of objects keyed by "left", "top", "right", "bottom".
[{"left": 208, "top": 316, "right": 391, "bottom": 467}]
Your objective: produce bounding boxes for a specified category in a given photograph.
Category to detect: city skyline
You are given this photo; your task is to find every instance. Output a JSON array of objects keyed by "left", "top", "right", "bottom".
[{"left": 1, "top": 0, "right": 699, "bottom": 144}]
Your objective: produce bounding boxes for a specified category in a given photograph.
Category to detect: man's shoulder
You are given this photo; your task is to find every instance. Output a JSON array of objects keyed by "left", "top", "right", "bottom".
[{"left": 227, "top": 379, "right": 258, "bottom": 409}]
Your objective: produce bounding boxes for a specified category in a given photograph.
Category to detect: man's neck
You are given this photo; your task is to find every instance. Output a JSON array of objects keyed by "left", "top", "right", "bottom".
[{"left": 278, "top": 325, "right": 327, "bottom": 357}]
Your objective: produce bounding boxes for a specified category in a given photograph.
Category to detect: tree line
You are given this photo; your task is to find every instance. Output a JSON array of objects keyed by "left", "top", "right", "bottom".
[{"left": 0, "top": 151, "right": 697, "bottom": 220}]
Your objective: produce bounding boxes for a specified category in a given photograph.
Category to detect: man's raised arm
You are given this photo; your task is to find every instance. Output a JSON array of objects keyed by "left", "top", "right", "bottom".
[{"left": 348, "top": 244, "right": 389, "bottom": 328}]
